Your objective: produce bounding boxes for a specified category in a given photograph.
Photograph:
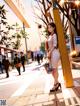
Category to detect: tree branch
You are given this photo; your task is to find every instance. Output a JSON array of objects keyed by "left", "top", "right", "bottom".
[
  {"left": 34, "top": 14, "right": 47, "bottom": 25},
  {"left": 56, "top": 2, "right": 76, "bottom": 28}
]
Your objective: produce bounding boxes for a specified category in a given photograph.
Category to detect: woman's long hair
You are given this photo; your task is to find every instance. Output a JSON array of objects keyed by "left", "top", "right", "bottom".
[
  {"left": 48, "top": 22, "right": 57, "bottom": 35},
  {"left": 48, "top": 22, "right": 58, "bottom": 48}
]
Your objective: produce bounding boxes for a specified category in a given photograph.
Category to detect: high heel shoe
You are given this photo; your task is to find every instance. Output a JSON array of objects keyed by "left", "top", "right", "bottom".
[
  {"left": 50, "top": 83, "right": 61, "bottom": 92},
  {"left": 55, "top": 83, "right": 61, "bottom": 91}
]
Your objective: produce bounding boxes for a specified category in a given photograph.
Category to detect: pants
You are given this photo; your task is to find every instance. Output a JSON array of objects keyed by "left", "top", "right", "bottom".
[
  {"left": 5, "top": 68, "right": 9, "bottom": 77},
  {"left": 22, "top": 64, "right": 25, "bottom": 72},
  {"left": 0, "top": 67, "right": 3, "bottom": 73},
  {"left": 16, "top": 67, "right": 21, "bottom": 75}
]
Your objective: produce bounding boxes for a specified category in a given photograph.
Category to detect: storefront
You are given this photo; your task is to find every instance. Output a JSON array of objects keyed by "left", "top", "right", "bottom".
[{"left": 0, "top": 45, "right": 20, "bottom": 62}]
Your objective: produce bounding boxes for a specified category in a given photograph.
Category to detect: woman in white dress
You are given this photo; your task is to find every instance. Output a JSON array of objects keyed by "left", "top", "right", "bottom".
[{"left": 45, "top": 23, "right": 61, "bottom": 92}]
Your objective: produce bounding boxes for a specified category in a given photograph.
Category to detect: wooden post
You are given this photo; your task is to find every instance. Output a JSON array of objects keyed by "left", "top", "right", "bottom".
[{"left": 52, "top": 1, "right": 73, "bottom": 87}]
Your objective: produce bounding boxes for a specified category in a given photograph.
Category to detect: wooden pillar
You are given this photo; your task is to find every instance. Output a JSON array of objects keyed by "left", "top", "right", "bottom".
[{"left": 52, "top": 1, "right": 73, "bottom": 87}]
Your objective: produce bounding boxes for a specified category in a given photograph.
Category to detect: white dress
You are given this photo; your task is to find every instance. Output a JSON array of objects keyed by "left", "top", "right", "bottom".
[{"left": 48, "top": 34, "right": 60, "bottom": 68}]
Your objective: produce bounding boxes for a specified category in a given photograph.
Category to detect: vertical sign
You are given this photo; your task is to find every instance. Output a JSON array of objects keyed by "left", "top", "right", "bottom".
[{"left": 75, "top": 36, "right": 80, "bottom": 52}]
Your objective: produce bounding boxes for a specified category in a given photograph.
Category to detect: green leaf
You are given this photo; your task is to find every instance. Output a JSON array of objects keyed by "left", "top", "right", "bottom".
[
  {"left": 17, "top": 34, "right": 21, "bottom": 38},
  {"left": 12, "top": 35, "right": 15, "bottom": 38},
  {"left": 2, "top": 14, "right": 6, "bottom": 19}
]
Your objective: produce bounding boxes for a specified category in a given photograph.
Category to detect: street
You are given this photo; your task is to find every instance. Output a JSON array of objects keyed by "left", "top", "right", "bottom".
[
  {"left": 0, "top": 62, "right": 80, "bottom": 106},
  {"left": 0, "top": 62, "right": 42, "bottom": 99}
]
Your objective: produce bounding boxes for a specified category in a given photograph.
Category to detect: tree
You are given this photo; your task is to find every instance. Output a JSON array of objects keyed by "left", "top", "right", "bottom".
[
  {"left": 0, "top": 5, "right": 15, "bottom": 47},
  {"left": 33, "top": 0, "right": 53, "bottom": 26},
  {"left": 0, "top": 5, "right": 29, "bottom": 50},
  {"left": 40, "top": 42, "right": 45, "bottom": 52},
  {"left": 33, "top": 0, "right": 80, "bottom": 34},
  {"left": 33, "top": 0, "right": 69, "bottom": 44},
  {"left": 0, "top": 5, "right": 8, "bottom": 46},
  {"left": 33, "top": 0, "right": 80, "bottom": 50},
  {"left": 11, "top": 23, "right": 29, "bottom": 49},
  {"left": 10, "top": 23, "right": 21, "bottom": 49}
]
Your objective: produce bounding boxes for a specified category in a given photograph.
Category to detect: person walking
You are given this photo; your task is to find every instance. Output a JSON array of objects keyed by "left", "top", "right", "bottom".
[
  {"left": 0, "top": 61, "right": 3, "bottom": 74},
  {"left": 21, "top": 52, "right": 26, "bottom": 72},
  {"left": 45, "top": 22, "right": 61, "bottom": 92},
  {"left": 14, "top": 54, "right": 21, "bottom": 75},
  {"left": 40, "top": 51, "right": 44, "bottom": 62},
  {"left": 2, "top": 56, "right": 10, "bottom": 78},
  {"left": 36, "top": 52, "right": 41, "bottom": 65}
]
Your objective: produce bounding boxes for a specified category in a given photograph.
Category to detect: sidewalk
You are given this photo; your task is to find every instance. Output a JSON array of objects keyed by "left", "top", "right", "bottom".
[
  {"left": 0, "top": 61, "right": 38, "bottom": 80},
  {"left": 7, "top": 65, "right": 80, "bottom": 106}
]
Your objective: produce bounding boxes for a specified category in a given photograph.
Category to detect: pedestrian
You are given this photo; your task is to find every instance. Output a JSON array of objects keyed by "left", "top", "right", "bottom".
[
  {"left": 31, "top": 51, "right": 34, "bottom": 61},
  {"left": 33, "top": 51, "right": 37, "bottom": 61},
  {"left": 45, "top": 22, "right": 61, "bottom": 92},
  {"left": 0, "top": 61, "right": 3, "bottom": 74},
  {"left": 2, "top": 56, "right": 10, "bottom": 78},
  {"left": 40, "top": 51, "right": 44, "bottom": 62},
  {"left": 36, "top": 52, "right": 40, "bottom": 65},
  {"left": 14, "top": 54, "right": 21, "bottom": 75},
  {"left": 21, "top": 52, "right": 26, "bottom": 72}
]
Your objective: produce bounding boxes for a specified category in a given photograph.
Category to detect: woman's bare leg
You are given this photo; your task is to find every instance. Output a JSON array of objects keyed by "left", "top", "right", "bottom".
[{"left": 52, "top": 68, "right": 59, "bottom": 85}]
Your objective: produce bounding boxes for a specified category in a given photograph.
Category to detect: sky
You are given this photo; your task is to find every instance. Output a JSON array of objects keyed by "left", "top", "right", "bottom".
[{"left": 0, "top": 0, "right": 46, "bottom": 51}]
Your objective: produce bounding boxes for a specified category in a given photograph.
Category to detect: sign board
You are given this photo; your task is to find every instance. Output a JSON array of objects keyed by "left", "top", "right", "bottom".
[{"left": 75, "top": 36, "right": 80, "bottom": 52}]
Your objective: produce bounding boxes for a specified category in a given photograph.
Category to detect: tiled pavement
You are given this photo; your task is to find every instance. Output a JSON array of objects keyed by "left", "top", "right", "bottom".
[{"left": 6, "top": 66, "right": 80, "bottom": 106}]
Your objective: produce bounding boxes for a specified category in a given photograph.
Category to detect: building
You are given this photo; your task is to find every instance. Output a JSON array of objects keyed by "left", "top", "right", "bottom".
[{"left": 0, "top": 0, "right": 30, "bottom": 61}]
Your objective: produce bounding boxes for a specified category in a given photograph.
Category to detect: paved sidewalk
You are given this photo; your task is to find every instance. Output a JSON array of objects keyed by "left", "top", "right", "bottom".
[
  {"left": 6, "top": 65, "right": 80, "bottom": 106},
  {"left": 0, "top": 61, "right": 39, "bottom": 79}
]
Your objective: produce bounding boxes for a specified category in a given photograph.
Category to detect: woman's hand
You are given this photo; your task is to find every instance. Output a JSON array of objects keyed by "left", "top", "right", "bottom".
[{"left": 47, "top": 51, "right": 51, "bottom": 59}]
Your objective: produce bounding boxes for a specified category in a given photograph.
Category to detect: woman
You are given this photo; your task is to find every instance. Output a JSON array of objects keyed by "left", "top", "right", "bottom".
[{"left": 45, "top": 22, "right": 61, "bottom": 92}]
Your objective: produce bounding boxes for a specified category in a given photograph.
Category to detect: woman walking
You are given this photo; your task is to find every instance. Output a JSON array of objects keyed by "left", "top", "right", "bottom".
[{"left": 45, "top": 22, "right": 61, "bottom": 92}]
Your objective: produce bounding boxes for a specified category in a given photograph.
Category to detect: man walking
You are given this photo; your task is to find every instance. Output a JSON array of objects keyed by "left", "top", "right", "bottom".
[
  {"left": 2, "top": 56, "right": 10, "bottom": 78},
  {"left": 0, "top": 61, "right": 3, "bottom": 74},
  {"left": 14, "top": 54, "right": 21, "bottom": 75},
  {"left": 21, "top": 52, "right": 26, "bottom": 72}
]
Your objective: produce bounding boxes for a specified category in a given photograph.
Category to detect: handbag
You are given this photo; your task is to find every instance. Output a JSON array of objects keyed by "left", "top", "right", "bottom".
[
  {"left": 44, "top": 62, "right": 53, "bottom": 74},
  {"left": 15, "top": 63, "right": 22, "bottom": 67}
]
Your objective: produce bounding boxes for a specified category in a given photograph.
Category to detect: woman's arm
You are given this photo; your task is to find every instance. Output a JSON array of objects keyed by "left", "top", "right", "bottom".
[
  {"left": 49, "top": 34, "right": 57, "bottom": 54},
  {"left": 45, "top": 40, "right": 50, "bottom": 59},
  {"left": 45, "top": 40, "right": 49, "bottom": 52}
]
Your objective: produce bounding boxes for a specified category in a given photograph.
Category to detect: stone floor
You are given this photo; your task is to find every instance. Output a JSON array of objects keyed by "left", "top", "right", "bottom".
[{"left": 7, "top": 67, "right": 80, "bottom": 106}]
